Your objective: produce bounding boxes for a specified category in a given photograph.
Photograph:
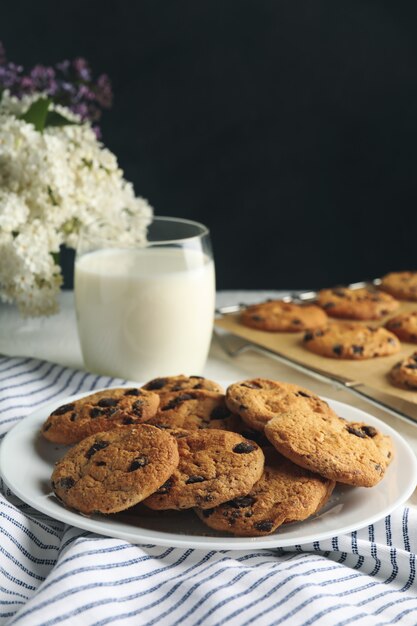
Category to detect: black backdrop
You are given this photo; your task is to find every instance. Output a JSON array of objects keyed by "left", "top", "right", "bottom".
[{"left": 2, "top": 0, "right": 417, "bottom": 290}]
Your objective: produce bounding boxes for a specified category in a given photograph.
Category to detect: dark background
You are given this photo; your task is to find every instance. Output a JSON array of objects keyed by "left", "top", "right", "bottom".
[{"left": 2, "top": 0, "right": 417, "bottom": 290}]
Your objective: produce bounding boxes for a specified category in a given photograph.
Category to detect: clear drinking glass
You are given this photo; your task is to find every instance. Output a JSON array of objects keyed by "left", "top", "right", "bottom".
[{"left": 74, "top": 216, "right": 215, "bottom": 381}]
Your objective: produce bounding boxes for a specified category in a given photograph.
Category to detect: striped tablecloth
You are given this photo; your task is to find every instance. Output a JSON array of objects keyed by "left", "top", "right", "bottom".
[{"left": 1, "top": 356, "right": 417, "bottom": 626}]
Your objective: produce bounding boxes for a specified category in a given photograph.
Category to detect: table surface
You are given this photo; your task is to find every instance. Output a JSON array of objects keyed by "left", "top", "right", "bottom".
[{"left": 2, "top": 289, "right": 417, "bottom": 508}]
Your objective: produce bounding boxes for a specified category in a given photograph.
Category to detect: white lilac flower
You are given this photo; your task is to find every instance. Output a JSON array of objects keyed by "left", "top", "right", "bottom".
[{"left": 0, "top": 90, "right": 152, "bottom": 316}]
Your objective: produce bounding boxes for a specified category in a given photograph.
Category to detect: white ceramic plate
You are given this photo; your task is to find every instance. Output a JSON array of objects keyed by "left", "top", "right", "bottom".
[{"left": 1, "top": 386, "right": 416, "bottom": 550}]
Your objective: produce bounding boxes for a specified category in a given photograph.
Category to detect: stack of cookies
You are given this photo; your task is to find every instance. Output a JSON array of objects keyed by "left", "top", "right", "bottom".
[
  {"left": 240, "top": 270, "right": 417, "bottom": 391},
  {"left": 42, "top": 375, "right": 394, "bottom": 537}
]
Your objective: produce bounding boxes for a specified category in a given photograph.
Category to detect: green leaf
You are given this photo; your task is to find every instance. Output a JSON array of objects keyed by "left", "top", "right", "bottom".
[
  {"left": 45, "top": 110, "right": 77, "bottom": 128},
  {"left": 20, "top": 97, "right": 51, "bottom": 132}
]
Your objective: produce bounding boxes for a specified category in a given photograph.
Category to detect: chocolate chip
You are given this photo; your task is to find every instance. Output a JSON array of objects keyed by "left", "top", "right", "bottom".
[
  {"left": 210, "top": 405, "right": 232, "bottom": 420},
  {"left": 387, "top": 338, "right": 397, "bottom": 345},
  {"left": 352, "top": 345, "right": 364, "bottom": 355},
  {"left": 202, "top": 508, "right": 215, "bottom": 517},
  {"left": 291, "top": 318, "right": 302, "bottom": 325},
  {"left": 59, "top": 477, "right": 75, "bottom": 489},
  {"left": 185, "top": 475, "right": 206, "bottom": 484},
  {"left": 254, "top": 520, "right": 274, "bottom": 532},
  {"left": 362, "top": 425, "right": 378, "bottom": 437},
  {"left": 86, "top": 440, "right": 109, "bottom": 459},
  {"left": 123, "top": 388, "right": 142, "bottom": 396},
  {"left": 90, "top": 407, "right": 104, "bottom": 418},
  {"left": 374, "top": 463, "right": 383, "bottom": 473},
  {"left": 304, "top": 332, "right": 314, "bottom": 342},
  {"left": 97, "top": 398, "right": 119, "bottom": 408},
  {"left": 161, "top": 393, "right": 195, "bottom": 411},
  {"left": 43, "top": 423, "right": 51, "bottom": 431},
  {"left": 144, "top": 378, "right": 168, "bottom": 390},
  {"left": 251, "top": 315, "right": 264, "bottom": 322},
  {"left": 380, "top": 309, "right": 389, "bottom": 316},
  {"left": 346, "top": 425, "right": 366, "bottom": 438},
  {"left": 156, "top": 478, "right": 173, "bottom": 494},
  {"left": 239, "top": 404, "right": 248, "bottom": 411},
  {"left": 128, "top": 455, "right": 148, "bottom": 471},
  {"left": 333, "top": 344, "right": 343, "bottom": 356},
  {"left": 123, "top": 417, "right": 135, "bottom": 424},
  {"left": 52, "top": 403, "right": 75, "bottom": 416},
  {"left": 227, "top": 495, "right": 256, "bottom": 508},
  {"left": 193, "top": 383, "right": 204, "bottom": 389},
  {"left": 406, "top": 364, "right": 417, "bottom": 370},
  {"left": 296, "top": 391, "right": 311, "bottom": 398},
  {"left": 132, "top": 400, "right": 144, "bottom": 416},
  {"left": 323, "top": 302, "right": 336, "bottom": 309},
  {"left": 233, "top": 442, "right": 256, "bottom": 453},
  {"left": 242, "top": 382, "right": 262, "bottom": 389},
  {"left": 190, "top": 376, "right": 204, "bottom": 379},
  {"left": 69, "top": 412, "right": 77, "bottom": 422},
  {"left": 95, "top": 461, "right": 106, "bottom": 466}
]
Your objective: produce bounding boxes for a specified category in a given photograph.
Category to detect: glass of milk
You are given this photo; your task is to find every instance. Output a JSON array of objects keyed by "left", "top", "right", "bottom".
[{"left": 74, "top": 216, "right": 215, "bottom": 381}]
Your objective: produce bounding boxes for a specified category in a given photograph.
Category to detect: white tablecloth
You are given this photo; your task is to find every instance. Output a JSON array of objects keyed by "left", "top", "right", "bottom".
[{"left": 1, "top": 293, "right": 417, "bottom": 625}]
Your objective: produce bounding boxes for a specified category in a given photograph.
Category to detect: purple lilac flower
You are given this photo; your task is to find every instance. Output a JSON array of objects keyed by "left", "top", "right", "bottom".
[
  {"left": 56, "top": 59, "right": 70, "bottom": 74},
  {"left": 0, "top": 42, "right": 113, "bottom": 131},
  {"left": 30, "top": 65, "right": 57, "bottom": 95},
  {"left": 71, "top": 102, "right": 89, "bottom": 119},
  {"left": 73, "top": 57, "right": 91, "bottom": 82},
  {"left": 95, "top": 74, "right": 113, "bottom": 108}
]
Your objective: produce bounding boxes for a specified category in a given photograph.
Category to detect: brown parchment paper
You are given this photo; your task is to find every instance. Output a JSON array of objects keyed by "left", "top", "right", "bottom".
[{"left": 215, "top": 301, "right": 417, "bottom": 405}]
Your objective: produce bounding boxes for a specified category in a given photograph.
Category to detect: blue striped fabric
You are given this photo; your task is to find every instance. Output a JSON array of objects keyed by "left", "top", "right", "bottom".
[{"left": 0, "top": 357, "right": 417, "bottom": 626}]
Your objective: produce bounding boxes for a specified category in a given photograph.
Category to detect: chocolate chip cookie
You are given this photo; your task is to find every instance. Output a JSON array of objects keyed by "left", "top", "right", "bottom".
[
  {"left": 195, "top": 448, "right": 335, "bottom": 536},
  {"left": 51, "top": 425, "right": 179, "bottom": 515},
  {"left": 318, "top": 287, "right": 398, "bottom": 320},
  {"left": 42, "top": 387, "right": 160, "bottom": 445},
  {"left": 143, "top": 429, "right": 265, "bottom": 510},
  {"left": 146, "top": 390, "right": 241, "bottom": 431},
  {"left": 303, "top": 322, "right": 400, "bottom": 359},
  {"left": 225, "top": 378, "right": 336, "bottom": 432},
  {"left": 241, "top": 300, "right": 328, "bottom": 332},
  {"left": 142, "top": 375, "right": 224, "bottom": 394},
  {"left": 264, "top": 409, "right": 394, "bottom": 487},
  {"left": 380, "top": 271, "right": 417, "bottom": 301},
  {"left": 385, "top": 311, "right": 417, "bottom": 343},
  {"left": 389, "top": 352, "right": 417, "bottom": 390}
]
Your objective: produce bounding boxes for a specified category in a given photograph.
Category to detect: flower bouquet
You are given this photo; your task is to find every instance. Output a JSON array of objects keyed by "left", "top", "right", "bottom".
[{"left": 0, "top": 44, "right": 152, "bottom": 316}]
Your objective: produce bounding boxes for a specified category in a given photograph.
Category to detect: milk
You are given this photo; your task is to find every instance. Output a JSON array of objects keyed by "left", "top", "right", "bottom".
[{"left": 75, "top": 247, "right": 215, "bottom": 380}]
